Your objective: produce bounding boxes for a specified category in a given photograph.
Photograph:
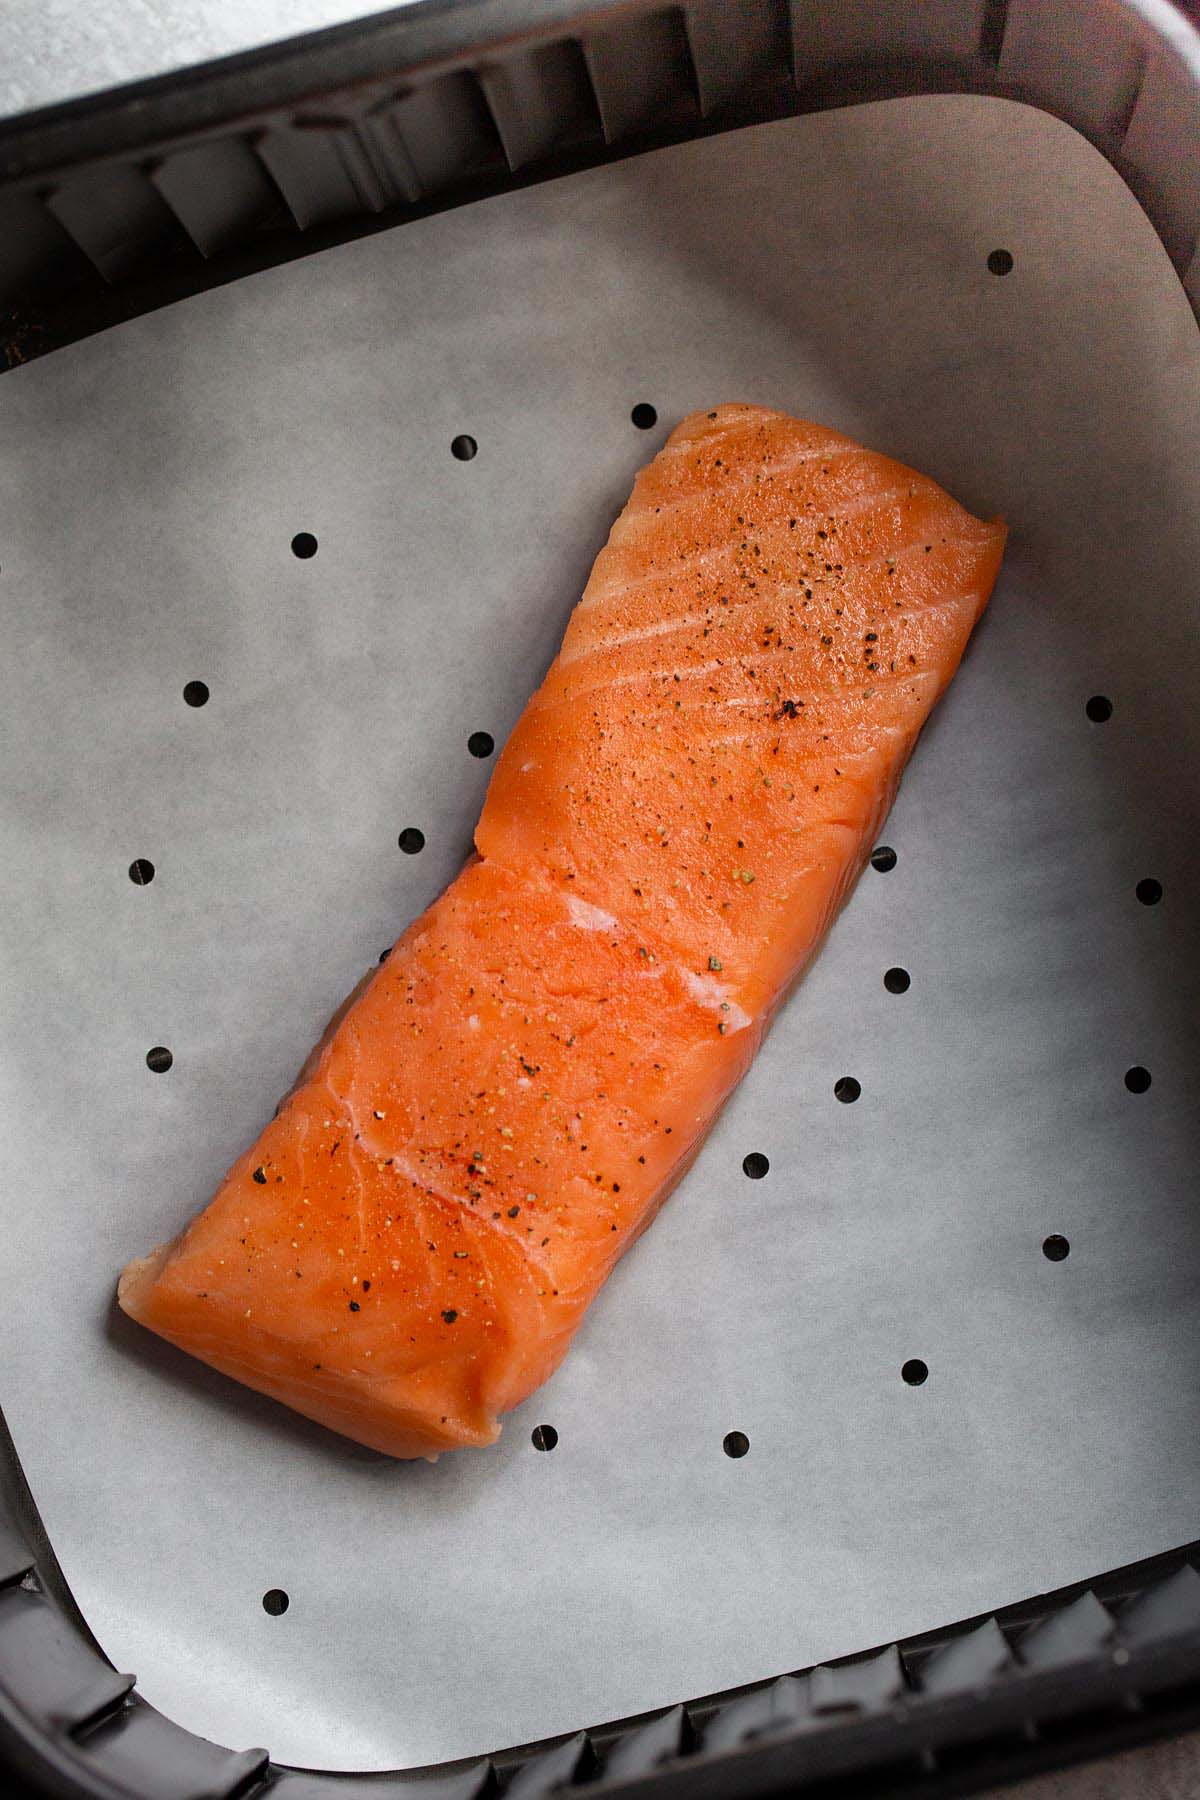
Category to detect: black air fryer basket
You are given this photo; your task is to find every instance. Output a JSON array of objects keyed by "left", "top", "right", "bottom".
[{"left": 3, "top": 2, "right": 1200, "bottom": 1796}]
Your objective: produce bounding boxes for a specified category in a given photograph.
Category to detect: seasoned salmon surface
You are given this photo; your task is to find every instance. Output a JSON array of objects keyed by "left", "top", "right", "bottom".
[{"left": 119, "top": 405, "right": 1006, "bottom": 1457}]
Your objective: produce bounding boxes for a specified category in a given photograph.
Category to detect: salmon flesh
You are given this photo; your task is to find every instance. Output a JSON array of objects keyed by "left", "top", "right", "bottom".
[{"left": 118, "top": 405, "right": 1006, "bottom": 1457}]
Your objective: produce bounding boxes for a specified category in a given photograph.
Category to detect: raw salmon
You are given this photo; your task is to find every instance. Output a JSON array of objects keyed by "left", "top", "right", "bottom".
[{"left": 118, "top": 405, "right": 1005, "bottom": 1458}]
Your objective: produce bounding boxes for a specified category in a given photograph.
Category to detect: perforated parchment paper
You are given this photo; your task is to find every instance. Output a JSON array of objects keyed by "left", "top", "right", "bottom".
[{"left": 1, "top": 95, "right": 1199, "bottom": 1771}]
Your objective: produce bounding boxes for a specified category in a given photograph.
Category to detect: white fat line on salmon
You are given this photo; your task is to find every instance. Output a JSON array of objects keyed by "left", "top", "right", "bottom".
[
  {"left": 864, "top": 524, "right": 997, "bottom": 564},
  {"left": 647, "top": 721, "right": 897, "bottom": 780},
  {"left": 866, "top": 588, "right": 986, "bottom": 635},
  {"left": 822, "top": 481, "right": 916, "bottom": 522},
  {"left": 683, "top": 730, "right": 754, "bottom": 751},
  {"left": 565, "top": 895, "right": 621, "bottom": 933},
  {"left": 610, "top": 441, "right": 863, "bottom": 534},
  {"left": 322, "top": 1071, "right": 373, "bottom": 1256},
  {"left": 647, "top": 472, "right": 916, "bottom": 529},
  {"left": 579, "top": 708, "right": 912, "bottom": 768},
  {"left": 560, "top": 606, "right": 718, "bottom": 665},
  {"left": 356, "top": 1140, "right": 437, "bottom": 1201},
  {"left": 592, "top": 514, "right": 985, "bottom": 625},
  {"left": 552, "top": 591, "right": 979, "bottom": 712},
  {"left": 679, "top": 968, "right": 754, "bottom": 1034},
  {"left": 562, "top": 575, "right": 851, "bottom": 670},
  {"left": 548, "top": 637, "right": 902, "bottom": 703},
  {"left": 561, "top": 559, "right": 970, "bottom": 674},
  {"left": 340, "top": 1080, "right": 372, "bottom": 1252},
  {"left": 555, "top": 635, "right": 860, "bottom": 698},
  {"left": 324, "top": 1132, "right": 559, "bottom": 1285},
  {"left": 291, "top": 1087, "right": 316, "bottom": 1175},
  {"left": 578, "top": 482, "right": 917, "bottom": 612},
  {"left": 579, "top": 540, "right": 735, "bottom": 611},
  {"left": 657, "top": 412, "right": 842, "bottom": 461}
]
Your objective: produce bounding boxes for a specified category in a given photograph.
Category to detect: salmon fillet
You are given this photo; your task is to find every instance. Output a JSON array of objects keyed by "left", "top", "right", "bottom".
[{"left": 118, "top": 404, "right": 1005, "bottom": 1458}]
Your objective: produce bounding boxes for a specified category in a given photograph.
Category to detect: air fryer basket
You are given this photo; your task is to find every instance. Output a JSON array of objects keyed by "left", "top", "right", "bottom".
[{"left": 3, "top": 3, "right": 1200, "bottom": 1797}]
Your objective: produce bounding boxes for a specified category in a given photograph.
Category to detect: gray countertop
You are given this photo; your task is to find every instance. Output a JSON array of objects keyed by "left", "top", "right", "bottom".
[
  {"left": 0, "top": 1, "right": 414, "bottom": 118},
  {"left": 994, "top": 1729, "right": 1200, "bottom": 1800}
]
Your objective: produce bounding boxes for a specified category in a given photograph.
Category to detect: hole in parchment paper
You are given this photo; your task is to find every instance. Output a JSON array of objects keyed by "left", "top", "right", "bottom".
[
  {"left": 1085, "top": 695, "right": 1112, "bottom": 722},
  {"left": 531, "top": 1424, "right": 558, "bottom": 1452},
  {"left": 262, "top": 1589, "right": 289, "bottom": 1616},
  {"left": 451, "top": 435, "right": 478, "bottom": 462},
  {"left": 901, "top": 1359, "right": 928, "bottom": 1386},
  {"left": 870, "top": 845, "right": 897, "bottom": 873},
  {"left": 1043, "top": 1234, "right": 1071, "bottom": 1262},
  {"left": 883, "top": 967, "right": 911, "bottom": 994},
  {"left": 834, "top": 1076, "right": 861, "bottom": 1104},
  {"left": 1136, "top": 879, "right": 1163, "bottom": 906},
  {"left": 145, "top": 1046, "right": 173, "bottom": 1074},
  {"left": 128, "top": 858, "right": 155, "bottom": 886},
  {"left": 182, "top": 681, "right": 209, "bottom": 708},
  {"left": 742, "top": 1152, "right": 769, "bottom": 1180},
  {"left": 398, "top": 828, "right": 425, "bottom": 855},
  {"left": 1124, "top": 1066, "right": 1152, "bottom": 1094},
  {"left": 723, "top": 1431, "right": 750, "bottom": 1458},
  {"left": 631, "top": 403, "right": 658, "bottom": 430},
  {"left": 987, "top": 249, "right": 1014, "bottom": 276},
  {"left": 468, "top": 732, "right": 495, "bottom": 759},
  {"left": 290, "top": 533, "right": 318, "bottom": 559}
]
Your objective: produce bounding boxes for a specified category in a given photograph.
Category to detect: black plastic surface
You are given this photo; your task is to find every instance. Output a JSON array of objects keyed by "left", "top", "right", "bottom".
[{"left": 3, "top": 0, "right": 1200, "bottom": 365}]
